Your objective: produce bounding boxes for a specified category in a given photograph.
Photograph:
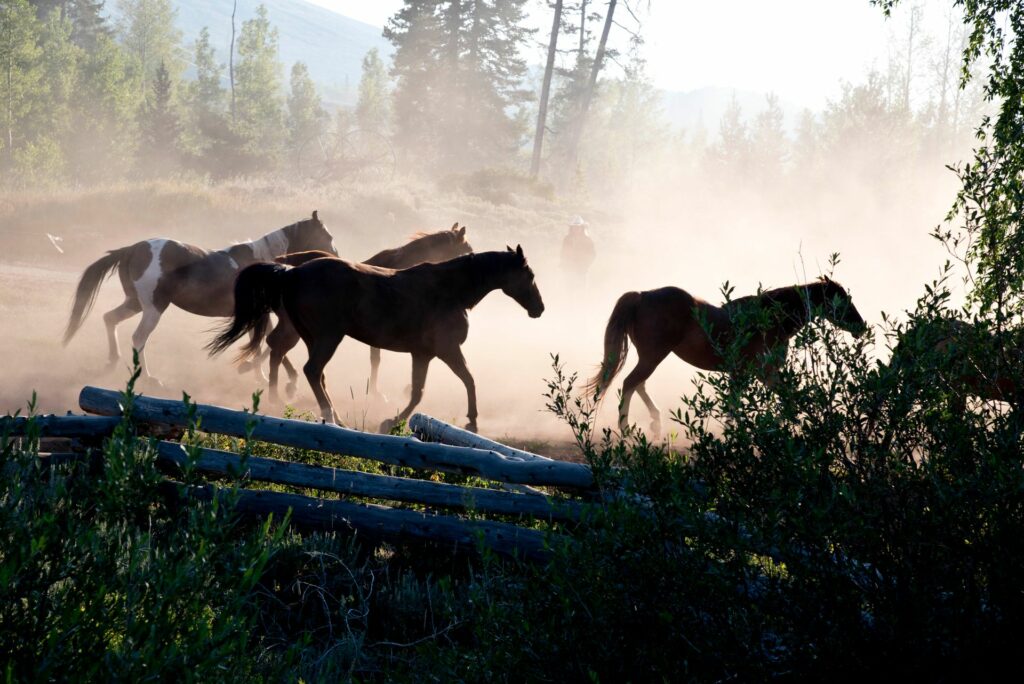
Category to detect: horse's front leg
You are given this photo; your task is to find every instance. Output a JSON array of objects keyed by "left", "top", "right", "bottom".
[
  {"left": 302, "top": 335, "right": 344, "bottom": 425},
  {"left": 439, "top": 347, "right": 477, "bottom": 432},
  {"left": 368, "top": 346, "right": 388, "bottom": 402},
  {"left": 267, "top": 318, "right": 301, "bottom": 403},
  {"left": 380, "top": 353, "right": 431, "bottom": 433}
]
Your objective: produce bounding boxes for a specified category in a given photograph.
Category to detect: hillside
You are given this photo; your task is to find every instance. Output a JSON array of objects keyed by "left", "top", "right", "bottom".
[{"left": 110, "top": 0, "right": 392, "bottom": 105}]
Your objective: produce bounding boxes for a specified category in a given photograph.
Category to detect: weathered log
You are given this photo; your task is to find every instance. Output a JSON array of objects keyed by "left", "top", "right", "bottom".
[
  {"left": 1, "top": 414, "right": 121, "bottom": 438},
  {"left": 162, "top": 480, "right": 556, "bottom": 562},
  {"left": 79, "top": 386, "right": 594, "bottom": 489},
  {"left": 154, "top": 441, "right": 585, "bottom": 522},
  {"left": 409, "top": 413, "right": 553, "bottom": 462}
]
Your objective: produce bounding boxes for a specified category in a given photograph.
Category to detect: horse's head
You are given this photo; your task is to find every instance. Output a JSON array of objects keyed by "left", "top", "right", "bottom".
[
  {"left": 289, "top": 210, "right": 338, "bottom": 257},
  {"left": 502, "top": 245, "right": 544, "bottom": 318},
  {"left": 818, "top": 276, "right": 868, "bottom": 337},
  {"left": 440, "top": 222, "right": 474, "bottom": 258}
]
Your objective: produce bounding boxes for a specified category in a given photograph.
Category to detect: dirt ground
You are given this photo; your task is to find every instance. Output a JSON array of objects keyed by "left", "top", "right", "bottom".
[{"left": 0, "top": 173, "right": 963, "bottom": 456}]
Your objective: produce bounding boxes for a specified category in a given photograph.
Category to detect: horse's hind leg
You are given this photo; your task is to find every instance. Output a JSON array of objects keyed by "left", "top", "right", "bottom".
[
  {"left": 619, "top": 353, "right": 667, "bottom": 436},
  {"left": 267, "top": 319, "right": 301, "bottom": 404},
  {"left": 636, "top": 382, "right": 663, "bottom": 438},
  {"left": 302, "top": 335, "right": 343, "bottom": 425},
  {"left": 103, "top": 299, "right": 141, "bottom": 371},
  {"left": 130, "top": 307, "right": 165, "bottom": 382},
  {"left": 368, "top": 347, "right": 388, "bottom": 401},
  {"left": 439, "top": 347, "right": 477, "bottom": 432},
  {"left": 381, "top": 353, "right": 431, "bottom": 433}
]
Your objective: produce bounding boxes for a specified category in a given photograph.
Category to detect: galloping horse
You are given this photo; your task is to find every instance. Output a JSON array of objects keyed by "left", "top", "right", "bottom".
[
  {"left": 588, "top": 277, "right": 868, "bottom": 435},
  {"left": 208, "top": 246, "right": 544, "bottom": 432},
  {"left": 260, "top": 223, "right": 473, "bottom": 402},
  {"left": 63, "top": 211, "right": 336, "bottom": 381}
]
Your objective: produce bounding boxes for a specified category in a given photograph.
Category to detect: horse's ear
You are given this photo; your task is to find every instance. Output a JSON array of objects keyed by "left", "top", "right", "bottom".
[
  {"left": 312, "top": 210, "right": 319, "bottom": 221},
  {"left": 516, "top": 244, "right": 524, "bottom": 258},
  {"left": 506, "top": 245, "right": 513, "bottom": 252},
  {"left": 458, "top": 225, "right": 466, "bottom": 237},
  {"left": 450, "top": 222, "right": 459, "bottom": 231}
]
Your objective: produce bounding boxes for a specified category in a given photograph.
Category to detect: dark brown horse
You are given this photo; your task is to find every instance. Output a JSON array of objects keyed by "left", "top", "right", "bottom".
[
  {"left": 588, "top": 277, "right": 868, "bottom": 435},
  {"left": 208, "top": 246, "right": 544, "bottom": 432},
  {"left": 257, "top": 223, "right": 474, "bottom": 402},
  {"left": 63, "top": 211, "right": 336, "bottom": 382},
  {"left": 890, "top": 316, "right": 1020, "bottom": 405}
]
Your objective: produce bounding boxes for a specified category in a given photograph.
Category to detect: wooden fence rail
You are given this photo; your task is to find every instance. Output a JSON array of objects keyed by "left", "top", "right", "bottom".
[
  {"left": 155, "top": 441, "right": 585, "bottom": 523},
  {"left": 79, "top": 386, "right": 594, "bottom": 489}
]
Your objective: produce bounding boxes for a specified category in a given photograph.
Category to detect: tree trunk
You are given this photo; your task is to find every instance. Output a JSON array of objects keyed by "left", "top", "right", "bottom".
[
  {"left": 530, "top": 0, "right": 562, "bottom": 178},
  {"left": 229, "top": 0, "right": 237, "bottom": 122},
  {"left": 566, "top": 0, "right": 616, "bottom": 164}
]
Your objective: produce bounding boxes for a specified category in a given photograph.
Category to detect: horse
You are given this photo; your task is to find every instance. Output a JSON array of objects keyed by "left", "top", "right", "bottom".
[
  {"left": 888, "top": 316, "right": 1020, "bottom": 406},
  {"left": 258, "top": 223, "right": 474, "bottom": 402},
  {"left": 207, "top": 246, "right": 544, "bottom": 433},
  {"left": 587, "top": 276, "right": 868, "bottom": 436},
  {"left": 63, "top": 211, "right": 337, "bottom": 383}
]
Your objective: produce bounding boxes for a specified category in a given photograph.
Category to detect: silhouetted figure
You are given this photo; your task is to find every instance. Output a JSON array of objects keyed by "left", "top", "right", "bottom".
[{"left": 560, "top": 215, "right": 596, "bottom": 281}]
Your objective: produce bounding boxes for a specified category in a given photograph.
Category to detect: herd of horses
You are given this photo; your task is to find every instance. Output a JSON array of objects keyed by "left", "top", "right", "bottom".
[{"left": 63, "top": 211, "right": 1008, "bottom": 436}]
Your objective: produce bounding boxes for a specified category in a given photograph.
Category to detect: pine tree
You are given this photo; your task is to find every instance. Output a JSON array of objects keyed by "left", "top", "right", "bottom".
[
  {"left": 181, "top": 26, "right": 244, "bottom": 177},
  {"left": 707, "top": 96, "right": 751, "bottom": 180},
  {"left": 749, "top": 94, "right": 788, "bottom": 180},
  {"left": 137, "top": 60, "right": 178, "bottom": 174},
  {"left": 286, "top": 61, "right": 325, "bottom": 160},
  {"left": 386, "top": 0, "right": 533, "bottom": 167},
  {"left": 0, "top": 0, "right": 42, "bottom": 172},
  {"left": 355, "top": 47, "right": 389, "bottom": 133},
  {"left": 116, "top": 0, "right": 183, "bottom": 100},
  {"left": 233, "top": 3, "right": 283, "bottom": 171}
]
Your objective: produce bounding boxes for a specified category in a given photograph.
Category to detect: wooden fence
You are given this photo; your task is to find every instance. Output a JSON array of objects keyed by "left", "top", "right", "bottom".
[{"left": 2, "top": 386, "right": 596, "bottom": 562}]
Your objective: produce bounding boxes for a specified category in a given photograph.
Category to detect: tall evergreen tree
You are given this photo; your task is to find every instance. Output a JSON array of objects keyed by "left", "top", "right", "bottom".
[
  {"left": 233, "top": 3, "right": 283, "bottom": 170},
  {"left": 355, "top": 47, "right": 389, "bottom": 133},
  {"left": 137, "top": 59, "right": 178, "bottom": 174},
  {"left": 116, "top": 0, "right": 182, "bottom": 100},
  {"left": 33, "top": 1, "right": 112, "bottom": 50},
  {"left": 286, "top": 61, "right": 325, "bottom": 159},
  {"left": 182, "top": 26, "right": 243, "bottom": 177},
  {"left": 385, "top": 0, "right": 533, "bottom": 167},
  {"left": 0, "top": 0, "right": 42, "bottom": 171}
]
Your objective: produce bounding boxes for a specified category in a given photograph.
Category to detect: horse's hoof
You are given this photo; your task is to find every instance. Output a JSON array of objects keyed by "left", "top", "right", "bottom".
[
  {"left": 464, "top": 421, "right": 478, "bottom": 433},
  {"left": 285, "top": 382, "right": 297, "bottom": 399},
  {"left": 650, "top": 422, "right": 662, "bottom": 439},
  {"left": 379, "top": 418, "right": 398, "bottom": 434}
]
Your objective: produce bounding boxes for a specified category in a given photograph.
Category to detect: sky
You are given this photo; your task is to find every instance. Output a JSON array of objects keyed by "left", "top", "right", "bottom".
[{"left": 306, "top": 0, "right": 949, "bottom": 109}]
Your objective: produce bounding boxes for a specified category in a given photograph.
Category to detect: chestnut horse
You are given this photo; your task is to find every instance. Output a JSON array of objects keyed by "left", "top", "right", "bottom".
[
  {"left": 208, "top": 246, "right": 544, "bottom": 432},
  {"left": 260, "top": 223, "right": 473, "bottom": 402},
  {"left": 588, "top": 277, "right": 868, "bottom": 435},
  {"left": 63, "top": 211, "right": 336, "bottom": 382}
]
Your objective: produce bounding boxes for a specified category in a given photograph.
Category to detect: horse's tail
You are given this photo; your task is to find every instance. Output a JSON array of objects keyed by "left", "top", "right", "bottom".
[
  {"left": 63, "top": 247, "right": 130, "bottom": 346},
  {"left": 585, "top": 291, "right": 642, "bottom": 403},
  {"left": 207, "top": 262, "right": 287, "bottom": 361},
  {"left": 275, "top": 250, "right": 335, "bottom": 267}
]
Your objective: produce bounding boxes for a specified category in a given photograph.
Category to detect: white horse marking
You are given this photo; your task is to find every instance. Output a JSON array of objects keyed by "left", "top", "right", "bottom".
[
  {"left": 131, "top": 239, "right": 168, "bottom": 377},
  {"left": 249, "top": 225, "right": 292, "bottom": 262}
]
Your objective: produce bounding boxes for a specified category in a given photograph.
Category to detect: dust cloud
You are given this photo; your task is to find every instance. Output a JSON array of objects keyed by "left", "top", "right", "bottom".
[{"left": 0, "top": 144, "right": 965, "bottom": 447}]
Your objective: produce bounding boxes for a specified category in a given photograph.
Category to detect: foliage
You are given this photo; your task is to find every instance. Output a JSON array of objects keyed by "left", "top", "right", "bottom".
[
  {"left": 232, "top": 3, "right": 284, "bottom": 172},
  {"left": 355, "top": 47, "right": 390, "bottom": 134},
  {"left": 385, "top": 0, "right": 534, "bottom": 168}
]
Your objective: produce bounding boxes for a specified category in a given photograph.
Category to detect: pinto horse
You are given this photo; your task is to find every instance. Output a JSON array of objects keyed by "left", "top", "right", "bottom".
[
  {"left": 208, "top": 246, "right": 544, "bottom": 432},
  {"left": 261, "top": 223, "right": 473, "bottom": 402},
  {"left": 588, "top": 277, "right": 868, "bottom": 435},
  {"left": 63, "top": 211, "right": 336, "bottom": 382}
]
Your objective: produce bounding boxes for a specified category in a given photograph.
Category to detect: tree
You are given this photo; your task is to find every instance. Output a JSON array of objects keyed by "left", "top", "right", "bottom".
[
  {"left": 355, "top": 47, "right": 389, "bottom": 133},
  {"left": 286, "top": 61, "right": 326, "bottom": 162},
  {"left": 136, "top": 60, "right": 178, "bottom": 174},
  {"left": 233, "top": 3, "right": 283, "bottom": 171},
  {"left": 0, "top": 0, "right": 41, "bottom": 172},
  {"left": 385, "top": 0, "right": 534, "bottom": 168},
  {"left": 706, "top": 96, "right": 751, "bottom": 180},
  {"left": 530, "top": 0, "right": 562, "bottom": 178},
  {"left": 116, "top": 0, "right": 182, "bottom": 100},
  {"left": 749, "top": 93, "right": 788, "bottom": 180}
]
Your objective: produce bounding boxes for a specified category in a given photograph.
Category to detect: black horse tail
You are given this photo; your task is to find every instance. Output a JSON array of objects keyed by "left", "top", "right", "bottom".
[
  {"left": 585, "top": 291, "right": 642, "bottom": 403},
  {"left": 63, "top": 246, "right": 130, "bottom": 346},
  {"left": 207, "top": 263, "right": 287, "bottom": 361}
]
